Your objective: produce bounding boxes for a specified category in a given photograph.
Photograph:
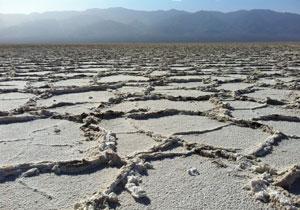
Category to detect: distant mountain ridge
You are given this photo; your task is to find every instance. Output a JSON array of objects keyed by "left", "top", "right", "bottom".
[{"left": 0, "top": 7, "right": 300, "bottom": 43}]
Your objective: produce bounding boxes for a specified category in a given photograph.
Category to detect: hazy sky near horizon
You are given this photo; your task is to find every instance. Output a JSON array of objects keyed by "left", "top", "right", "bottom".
[{"left": 0, "top": 0, "right": 299, "bottom": 14}]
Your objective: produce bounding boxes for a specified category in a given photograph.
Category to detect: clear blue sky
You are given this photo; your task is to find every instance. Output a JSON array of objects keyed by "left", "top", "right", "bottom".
[{"left": 0, "top": 0, "right": 299, "bottom": 14}]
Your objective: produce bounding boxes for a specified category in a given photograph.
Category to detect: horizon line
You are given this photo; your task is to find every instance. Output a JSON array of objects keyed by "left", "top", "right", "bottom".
[
  {"left": 0, "top": 7, "right": 299, "bottom": 16},
  {"left": 1, "top": 41, "right": 300, "bottom": 46}
]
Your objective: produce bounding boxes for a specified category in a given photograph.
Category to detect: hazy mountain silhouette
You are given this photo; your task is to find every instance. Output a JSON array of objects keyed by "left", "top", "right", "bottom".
[{"left": 0, "top": 7, "right": 300, "bottom": 43}]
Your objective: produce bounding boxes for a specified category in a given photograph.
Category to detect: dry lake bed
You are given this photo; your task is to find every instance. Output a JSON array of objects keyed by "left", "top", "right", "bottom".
[{"left": 0, "top": 43, "right": 300, "bottom": 209}]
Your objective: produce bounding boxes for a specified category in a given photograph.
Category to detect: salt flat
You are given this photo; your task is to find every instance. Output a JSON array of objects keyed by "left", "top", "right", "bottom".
[{"left": 0, "top": 43, "right": 300, "bottom": 210}]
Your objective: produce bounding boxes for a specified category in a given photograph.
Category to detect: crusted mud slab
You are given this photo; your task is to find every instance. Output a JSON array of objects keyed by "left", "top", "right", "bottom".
[{"left": 1, "top": 43, "right": 300, "bottom": 210}]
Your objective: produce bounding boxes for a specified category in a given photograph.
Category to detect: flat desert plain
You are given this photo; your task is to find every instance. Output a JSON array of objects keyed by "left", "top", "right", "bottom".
[{"left": 0, "top": 43, "right": 300, "bottom": 210}]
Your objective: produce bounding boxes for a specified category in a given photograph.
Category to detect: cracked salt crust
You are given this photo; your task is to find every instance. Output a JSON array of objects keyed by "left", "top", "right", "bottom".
[
  {"left": 0, "top": 119, "right": 91, "bottom": 166},
  {"left": 117, "top": 155, "right": 269, "bottom": 210},
  {"left": 130, "top": 115, "right": 227, "bottom": 137},
  {"left": 260, "top": 137, "right": 300, "bottom": 171},
  {"left": 181, "top": 125, "right": 270, "bottom": 154},
  {"left": 1, "top": 43, "right": 300, "bottom": 209},
  {"left": 0, "top": 166, "right": 119, "bottom": 210},
  {"left": 36, "top": 91, "right": 114, "bottom": 107}
]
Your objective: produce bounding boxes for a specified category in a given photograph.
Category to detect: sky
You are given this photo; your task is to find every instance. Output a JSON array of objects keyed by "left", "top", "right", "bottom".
[{"left": 0, "top": 0, "right": 299, "bottom": 14}]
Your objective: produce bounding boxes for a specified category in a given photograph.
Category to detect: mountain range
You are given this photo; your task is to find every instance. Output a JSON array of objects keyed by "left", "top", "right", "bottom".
[{"left": 0, "top": 7, "right": 300, "bottom": 43}]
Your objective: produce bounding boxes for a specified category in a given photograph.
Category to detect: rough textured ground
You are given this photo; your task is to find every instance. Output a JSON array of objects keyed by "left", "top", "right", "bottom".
[{"left": 1, "top": 43, "right": 300, "bottom": 210}]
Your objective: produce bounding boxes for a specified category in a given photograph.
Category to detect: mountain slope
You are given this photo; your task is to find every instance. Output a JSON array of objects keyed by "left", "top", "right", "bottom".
[{"left": 0, "top": 8, "right": 299, "bottom": 43}]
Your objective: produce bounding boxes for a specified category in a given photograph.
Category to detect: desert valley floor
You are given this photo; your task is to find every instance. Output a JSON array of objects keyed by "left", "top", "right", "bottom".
[{"left": 0, "top": 43, "right": 300, "bottom": 209}]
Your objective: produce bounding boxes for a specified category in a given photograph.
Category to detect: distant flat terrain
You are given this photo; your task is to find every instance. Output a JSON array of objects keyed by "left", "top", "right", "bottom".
[{"left": 0, "top": 43, "right": 300, "bottom": 210}]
